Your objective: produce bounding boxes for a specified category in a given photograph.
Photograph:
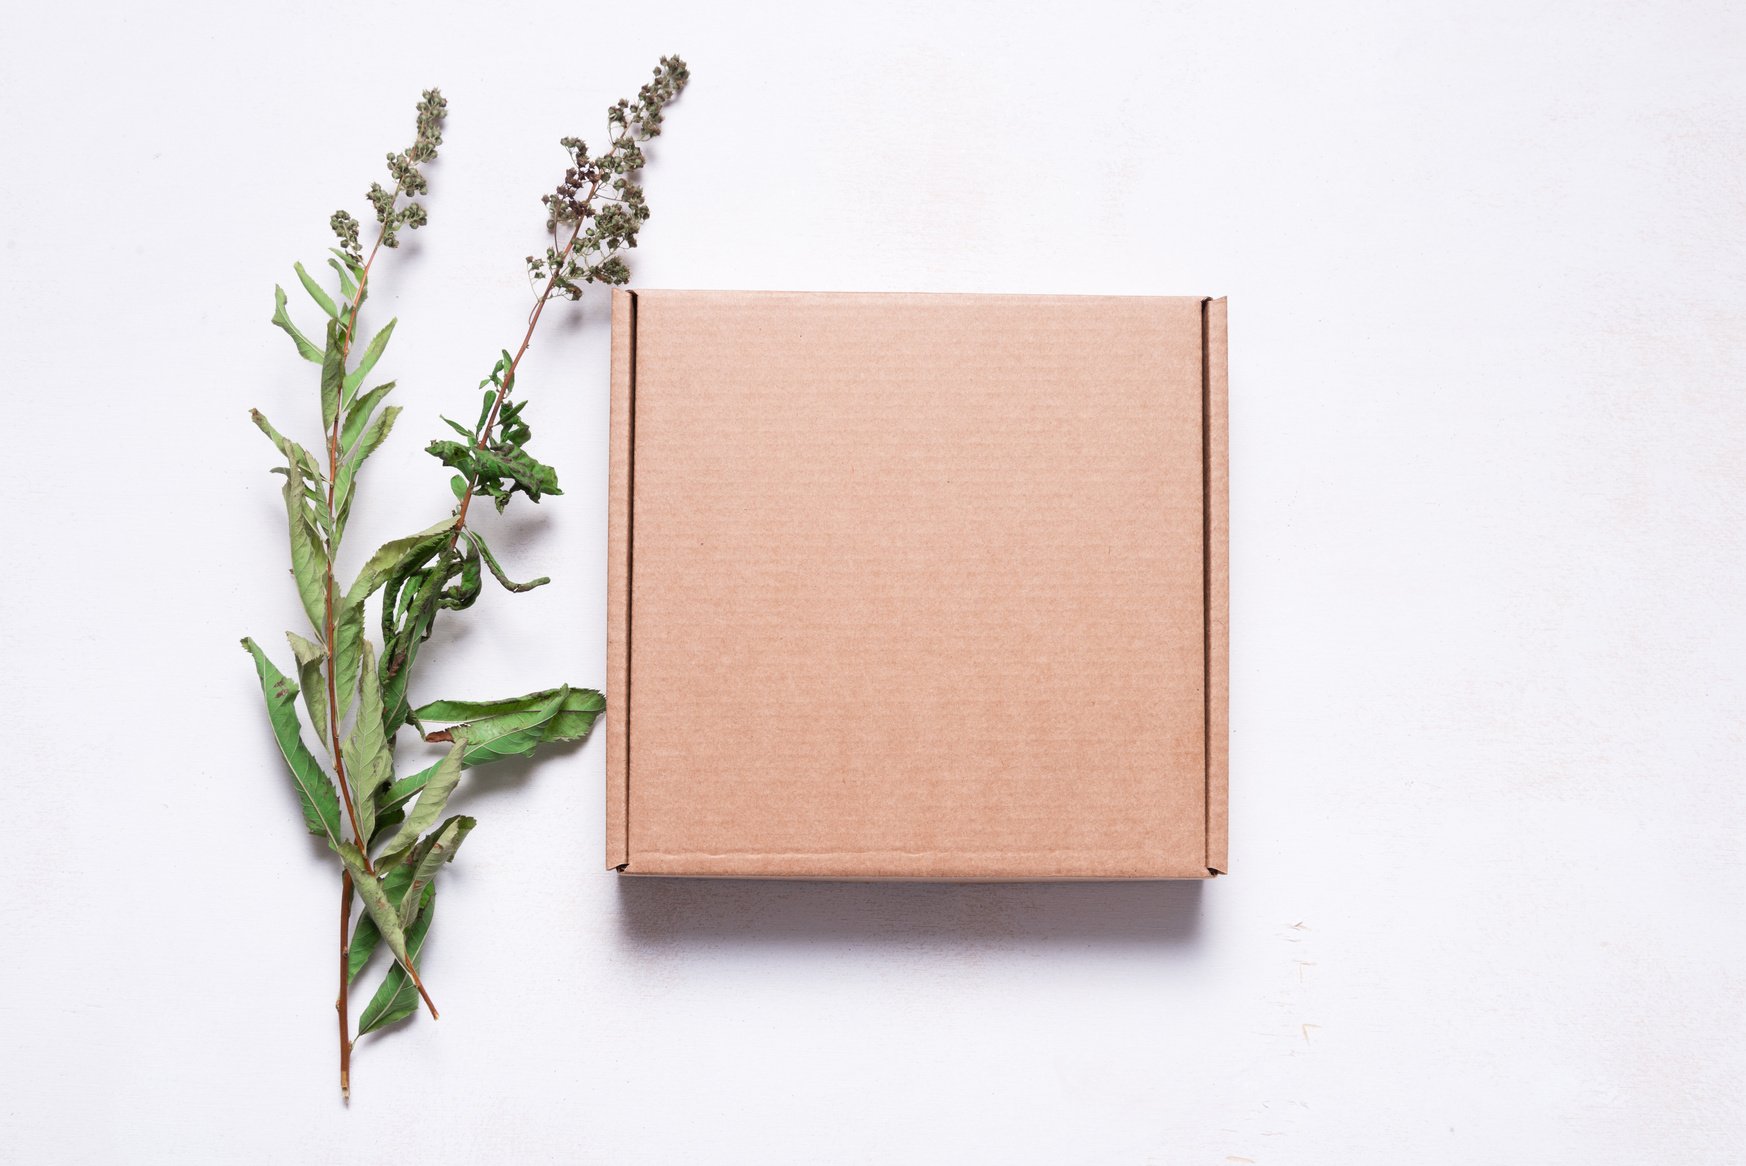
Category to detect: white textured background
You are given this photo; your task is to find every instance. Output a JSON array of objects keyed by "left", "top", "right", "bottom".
[{"left": 3, "top": 2, "right": 1742, "bottom": 1162}]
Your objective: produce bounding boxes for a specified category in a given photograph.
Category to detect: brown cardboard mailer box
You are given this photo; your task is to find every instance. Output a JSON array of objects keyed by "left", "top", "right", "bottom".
[{"left": 606, "top": 290, "right": 1227, "bottom": 879}]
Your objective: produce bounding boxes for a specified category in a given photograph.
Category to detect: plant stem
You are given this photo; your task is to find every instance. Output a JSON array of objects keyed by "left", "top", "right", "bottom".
[
  {"left": 319, "top": 234, "right": 384, "bottom": 1101},
  {"left": 327, "top": 222, "right": 438, "bottom": 1021},
  {"left": 323, "top": 230, "right": 390, "bottom": 869},
  {"left": 319, "top": 211, "right": 439, "bottom": 1096},
  {"left": 449, "top": 179, "right": 601, "bottom": 542},
  {"left": 337, "top": 871, "right": 354, "bottom": 1101}
]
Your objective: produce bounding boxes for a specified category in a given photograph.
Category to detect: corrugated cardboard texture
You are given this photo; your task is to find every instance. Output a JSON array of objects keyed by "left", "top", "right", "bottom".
[
  {"left": 605, "top": 292, "right": 636, "bottom": 869},
  {"left": 608, "top": 290, "right": 1226, "bottom": 879},
  {"left": 1204, "top": 297, "right": 1229, "bottom": 875}
]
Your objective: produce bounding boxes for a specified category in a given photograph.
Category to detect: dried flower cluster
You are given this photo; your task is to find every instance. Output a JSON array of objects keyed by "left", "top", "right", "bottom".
[
  {"left": 357, "top": 87, "right": 449, "bottom": 252},
  {"left": 528, "top": 55, "right": 690, "bottom": 299}
]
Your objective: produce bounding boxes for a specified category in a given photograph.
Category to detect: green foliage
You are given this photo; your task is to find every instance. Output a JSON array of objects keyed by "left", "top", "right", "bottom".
[
  {"left": 340, "top": 639, "right": 393, "bottom": 845},
  {"left": 347, "top": 862, "right": 414, "bottom": 983},
  {"left": 242, "top": 638, "right": 344, "bottom": 850},
  {"left": 424, "top": 353, "right": 562, "bottom": 513},
  {"left": 373, "top": 687, "right": 604, "bottom": 823},
  {"left": 331, "top": 520, "right": 454, "bottom": 723},
  {"left": 336, "top": 841, "right": 424, "bottom": 995},
  {"left": 467, "top": 529, "right": 550, "bottom": 592},
  {"left": 399, "top": 815, "right": 474, "bottom": 929},
  {"left": 357, "top": 884, "right": 437, "bottom": 1035},
  {"left": 376, "top": 740, "right": 464, "bottom": 857},
  {"left": 295, "top": 262, "right": 341, "bottom": 320},
  {"left": 264, "top": 427, "right": 330, "bottom": 629},
  {"left": 421, "top": 686, "right": 606, "bottom": 764},
  {"left": 342, "top": 382, "right": 397, "bottom": 451},
  {"left": 377, "top": 543, "right": 458, "bottom": 738},
  {"left": 243, "top": 60, "right": 687, "bottom": 1095},
  {"left": 345, "top": 320, "right": 396, "bottom": 401},
  {"left": 285, "top": 631, "right": 329, "bottom": 743},
  {"left": 271, "top": 286, "right": 324, "bottom": 363}
]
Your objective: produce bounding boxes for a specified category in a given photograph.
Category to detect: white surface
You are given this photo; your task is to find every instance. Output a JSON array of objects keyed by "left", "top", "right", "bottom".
[{"left": 2, "top": 2, "right": 1742, "bottom": 1162}]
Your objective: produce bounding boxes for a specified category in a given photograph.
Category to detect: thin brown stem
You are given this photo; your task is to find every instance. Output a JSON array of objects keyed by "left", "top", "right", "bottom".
[
  {"left": 449, "top": 181, "right": 600, "bottom": 543},
  {"left": 405, "top": 963, "right": 440, "bottom": 1020},
  {"left": 337, "top": 871, "right": 354, "bottom": 1101}
]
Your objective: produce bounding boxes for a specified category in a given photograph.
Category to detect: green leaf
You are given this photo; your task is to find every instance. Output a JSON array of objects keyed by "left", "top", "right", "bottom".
[
  {"left": 379, "top": 565, "right": 431, "bottom": 697},
  {"left": 326, "top": 254, "right": 358, "bottom": 302},
  {"left": 479, "top": 446, "right": 562, "bottom": 499},
  {"left": 335, "top": 842, "right": 429, "bottom": 1012},
  {"left": 438, "top": 539, "right": 482, "bottom": 612},
  {"left": 377, "top": 551, "right": 458, "bottom": 740},
  {"left": 345, "top": 403, "right": 401, "bottom": 470},
  {"left": 285, "top": 631, "right": 329, "bottom": 744},
  {"left": 441, "top": 686, "right": 569, "bottom": 763},
  {"left": 370, "top": 807, "right": 405, "bottom": 849},
  {"left": 340, "top": 382, "right": 396, "bottom": 453},
  {"left": 347, "top": 863, "right": 414, "bottom": 983},
  {"left": 357, "top": 884, "right": 437, "bottom": 1035},
  {"left": 242, "top": 638, "right": 344, "bottom": 849},
  {"left": 341, "top": 639, "right": 393, "bottom": 844},
  {"left": 344, "top": 318, "right": 396, "bottom": 401},
  {"left": 320, "top": 318, "right": 346, "bottom": 432},
  {"left": 330, "top": 247, "right": 364, "bottom": 275},
  {"left": 497, "top": 398, "right": 531, "bottom": 447},
  {"left": 271, "top": 285, "right": 323, "bottom": 364},
  {"left": 376, "top": 687, "right": 603, "bottom": 819},
  {"left": 465, "top": 529, "right": 550, "bottom": 593},
  {"left": 345, "top": 520, "right": 456, "bottom": 609},
  {"left": 294, "top": 261, "right": 341, "bottom": 319},
  {"left": 267, "top": 455, "right": 328, "bottom": 634},
  {"left": 377, "top": 740, "right": 464, "bottom": 856},
  {"left": 426, "top": 441, "right": 563, "bottom": 511},
  {"left": 399, "top": 815, "right": 474, "bottom": 929},
  {"left": 429, "top": 442, "right": 473, "bottom": 479},
  {"left": 334, "top": 405, "right": 402, "bottom": 533},
  {"left": 249, "top": 409, "right": 323, "bottom": 482},
  {"left": 421, "top": 686, "right": 605, "bottom": 756},
  {"left": 332, "top": 521, "right": 453, "bottom": 720},
  {"left": 332, "top": 607, "right": 364, "bottom": 723}
]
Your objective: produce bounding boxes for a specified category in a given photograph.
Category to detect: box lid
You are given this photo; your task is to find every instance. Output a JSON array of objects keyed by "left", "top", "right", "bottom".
[{"left": 607, "top": 291, "right": 1227, "bottom": 879}]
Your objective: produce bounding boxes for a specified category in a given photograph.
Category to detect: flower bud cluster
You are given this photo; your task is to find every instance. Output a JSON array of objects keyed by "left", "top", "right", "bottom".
[
  {"left": 336, "top": 88, "right": 448, "bottom": 255},
  {"left": 527, "top": 57, "right": 688, "bottom": 302}
]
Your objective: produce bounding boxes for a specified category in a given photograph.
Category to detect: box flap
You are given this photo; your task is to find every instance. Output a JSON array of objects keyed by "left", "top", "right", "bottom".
[
  {"left": 605, "top": 289, "right": 636, "bottom": 869},
  {"left": 1204, "top": 297, "right": 1229, "bottom": 876}
]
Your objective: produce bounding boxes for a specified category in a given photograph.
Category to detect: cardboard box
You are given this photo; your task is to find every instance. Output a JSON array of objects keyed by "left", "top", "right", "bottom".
[{"left": 607, "top": 291, "right": 1227, "bottom": 879}]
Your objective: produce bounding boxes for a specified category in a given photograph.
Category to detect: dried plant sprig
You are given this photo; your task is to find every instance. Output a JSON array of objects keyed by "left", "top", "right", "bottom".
[
  {"left": 527, "top": 54, "right": 689, "bottom": 299},
  {"left": 242, "top": 60, "right": 687, "bottom": 1100},
  {"left": 364, "top": 88, "right": 446, "bottom": 251}
]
